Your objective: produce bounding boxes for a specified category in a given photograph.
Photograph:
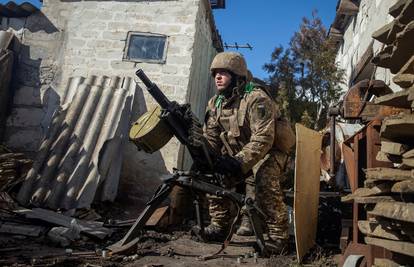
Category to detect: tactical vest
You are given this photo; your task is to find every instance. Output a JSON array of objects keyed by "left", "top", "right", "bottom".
[{"left": 214, "top": 86, "right": 295, "bottom": 156}]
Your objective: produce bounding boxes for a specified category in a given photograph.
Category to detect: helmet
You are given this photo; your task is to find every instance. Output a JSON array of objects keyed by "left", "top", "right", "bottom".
[
  {"left": 246, "top": 70, "right": 253, "bottom": 82},
  {"left": 210, "top": 52, "right": 247, "bottom": 77}
]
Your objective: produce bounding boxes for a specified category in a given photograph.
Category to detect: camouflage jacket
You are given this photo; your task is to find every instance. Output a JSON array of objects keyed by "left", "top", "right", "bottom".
[{"left": 203, "top": 85, "right": 279, "bottom": 174}]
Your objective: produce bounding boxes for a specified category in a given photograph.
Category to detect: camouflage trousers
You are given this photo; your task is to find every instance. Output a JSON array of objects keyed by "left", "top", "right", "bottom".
[{"left": 209, "top": 149, "right": 289, "bottom": 240}]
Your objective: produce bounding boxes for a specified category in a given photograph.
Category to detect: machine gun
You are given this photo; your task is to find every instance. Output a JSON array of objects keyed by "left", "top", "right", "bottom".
[{"left": 108, "top": 69, "right": 271, "bottom": 257}]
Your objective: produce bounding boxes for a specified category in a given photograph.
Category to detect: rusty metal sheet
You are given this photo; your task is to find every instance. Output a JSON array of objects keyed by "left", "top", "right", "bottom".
[
  {"left": 294, "top": 124, "right": 322, "bottom": 262},
  {"left": 342, "top": 143, "right": 356, "bottom": 192}
]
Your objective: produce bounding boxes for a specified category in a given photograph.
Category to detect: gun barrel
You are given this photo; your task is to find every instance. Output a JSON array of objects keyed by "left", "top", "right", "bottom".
[{"left": 136, "top": 69, "right": 171, "bottom": 109}]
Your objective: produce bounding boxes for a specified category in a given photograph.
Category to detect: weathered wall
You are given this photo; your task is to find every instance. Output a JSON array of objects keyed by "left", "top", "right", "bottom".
[
  {"left": 1, "top": 0, "right": 218, "bottom": 211},
  {"left": 335, "top": 0, "right": 400, "bottom": 91},
  {"left": 181, "top": 0, "right": 217, "bottom": 168}
]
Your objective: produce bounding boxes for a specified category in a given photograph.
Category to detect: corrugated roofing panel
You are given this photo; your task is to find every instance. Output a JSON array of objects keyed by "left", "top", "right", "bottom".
[
  {"left": 0, "top": 31, "right": 14, "bottom": 49},
  {"left": 0, "top": 2, "right": 39, "bottom": 18},
  {"left": 17, "top": 76, "right": 136, "bottom": 210}
]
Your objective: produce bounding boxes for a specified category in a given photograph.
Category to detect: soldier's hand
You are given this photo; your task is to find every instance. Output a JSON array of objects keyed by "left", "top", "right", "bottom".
[{"left": 214, "top": 155, "right": 242, "bottom": 178}]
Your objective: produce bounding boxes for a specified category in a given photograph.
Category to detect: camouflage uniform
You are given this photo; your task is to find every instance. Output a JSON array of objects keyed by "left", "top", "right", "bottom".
[{"left": 204, "top": 84, "right": 289, "bottom": 241}]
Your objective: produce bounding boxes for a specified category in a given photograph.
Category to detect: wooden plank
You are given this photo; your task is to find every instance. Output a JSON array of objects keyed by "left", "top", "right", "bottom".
[
  {"left": 401, "top": 158, "right": 414, "bottom": 168},
  {"left": 365, "top": 237, "right": 414, "bottom": 257},
  {"left": 369, "top": 201, "right": 414, "bottom": 223},
  {"left": 392, "top": 180, "right": 414, "bottom": 193},
  {"left": 381, "top": 141, "right": 409, "bottom": 156},
  {"left": 294, "top": 124, "right": 322, "bottom": 263},
  {"left": 372, "top": 20, "right": 404, "bottom": 45},
  {"left": 146, "top": 206, "right": 169, "bottom": 227},
  {"left": 374, "top": 258, "right": 405, "bottom": 267},
  {"left": 16, "top": 208, "right": 112, "bottom": 239},
  {"left": 389, "top": 0, "right": 409, "bottom": 17},
  {"left": 374, "top": 216, "right": 414, "bottom": 242},
  {"left": 365, "top": 167, "right": 414, "bottom": 182},
  {"left": 354, "top": 196, "right": 396, "bottom": 204},
  {"left": 403, "top": 148, "right": 414, "bottom": 158},
  {"left": 342, "top": 183, "right": 392, "bottom": 202},
  {"left": 376, "top": 151, "right": 402, "bottom": 164},
  {"left": 374, "top": 90, "right": 411, "bottom": 109},
  {"left": 358, "top": 220, "right": 403, "bottom": 241},
  {"left": 388, "top": 21, "right": 414, "bottom": 74},
  {"left": 393, "top": 55, "right": 414, "bottom": 88},
  {"left": 380, "top": 114, "right": 414, "bottom": 144}
]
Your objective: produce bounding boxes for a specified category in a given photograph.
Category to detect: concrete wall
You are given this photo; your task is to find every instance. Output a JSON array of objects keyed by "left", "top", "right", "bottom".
[
  {"left": 335, "top": 0, "right": 400, "bottom": 91},
  {"left": 1, "top": 0, "right": 218, "bottom": 210}
]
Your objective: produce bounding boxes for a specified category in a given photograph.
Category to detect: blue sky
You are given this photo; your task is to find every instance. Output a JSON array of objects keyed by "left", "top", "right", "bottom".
[
  {"left": 3, "top": 0, "right": 337, "bottom": 79},
  {"left": 213, "top": 0, "right": 338, "bottom": 79}
]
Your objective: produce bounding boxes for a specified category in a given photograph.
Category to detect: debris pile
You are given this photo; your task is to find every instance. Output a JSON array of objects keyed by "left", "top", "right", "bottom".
[
  {"left": 0, "top": 146, "right": 32, "bottom": 192},
  {"left": 343, "top": 0, "right": 414, "bottom": 264}
]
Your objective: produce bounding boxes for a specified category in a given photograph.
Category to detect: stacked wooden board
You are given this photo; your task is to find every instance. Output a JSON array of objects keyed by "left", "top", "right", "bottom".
[{"left": 343, "top": 1, "right": 414, "bottom": 265}]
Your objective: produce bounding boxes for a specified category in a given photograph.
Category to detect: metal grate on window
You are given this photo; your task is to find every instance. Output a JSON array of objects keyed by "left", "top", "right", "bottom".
[{"left": 123, "top": 32, "right": 168, "bottom": 63}]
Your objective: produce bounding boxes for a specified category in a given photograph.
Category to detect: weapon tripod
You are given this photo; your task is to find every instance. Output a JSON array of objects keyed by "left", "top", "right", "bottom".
[{"left": 108, "top": 170, "right": 271, "bottom": 258}]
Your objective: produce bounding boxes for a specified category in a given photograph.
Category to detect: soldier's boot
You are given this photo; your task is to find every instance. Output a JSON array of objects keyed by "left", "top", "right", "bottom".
[
  {"left": 266, "top": 237, "right": 288, "bottom": 255},
  {"left": 236, "top": 215, "right": 253, "bottom": 236},
  {"left": 203, "top": 223, "right": 229, "bottom": 242}
]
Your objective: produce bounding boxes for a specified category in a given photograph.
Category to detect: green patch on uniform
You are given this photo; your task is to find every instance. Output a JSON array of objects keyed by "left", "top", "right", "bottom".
[{"left": 244, "top": 82, "right": 254, "bottom": 94}]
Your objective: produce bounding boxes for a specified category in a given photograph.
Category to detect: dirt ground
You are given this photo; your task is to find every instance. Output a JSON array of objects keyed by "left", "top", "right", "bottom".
[{"left": 1, "top": 228, "right": 339, "bottom": 267}]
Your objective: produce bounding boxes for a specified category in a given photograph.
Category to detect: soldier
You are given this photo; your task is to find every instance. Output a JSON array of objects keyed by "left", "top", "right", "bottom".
[{"left": 203, "top": 52, "right": 289, "bottom": 253}]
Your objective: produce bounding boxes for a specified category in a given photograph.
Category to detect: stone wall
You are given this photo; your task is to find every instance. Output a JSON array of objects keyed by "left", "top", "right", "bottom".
[
  {"left": 1, "top": 0, "right": 218, "bottom": 210},
  {"left": 335, "top": 0, "right": 400, "bottom": 91}
]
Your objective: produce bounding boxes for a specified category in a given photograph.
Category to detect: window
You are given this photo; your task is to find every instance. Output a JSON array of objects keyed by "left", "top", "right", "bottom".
[{"left": 123, "top": 32, "right": 168, "bottom": 63}]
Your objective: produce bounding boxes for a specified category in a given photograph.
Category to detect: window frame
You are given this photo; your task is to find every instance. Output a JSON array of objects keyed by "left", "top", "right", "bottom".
[{"left": 123, "top": 31, "right": 168, "bottom": 64}]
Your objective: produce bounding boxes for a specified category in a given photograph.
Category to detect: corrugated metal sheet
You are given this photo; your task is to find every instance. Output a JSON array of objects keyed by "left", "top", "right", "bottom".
[
  {"left": 17, "top": 76, "right": 136, "bottom": 210},
  {"left": 0, "top": 31, "right": 14, "bottom": 49},
  {"left": 0, "top": 2, "right": 39, "bottom": 18}
]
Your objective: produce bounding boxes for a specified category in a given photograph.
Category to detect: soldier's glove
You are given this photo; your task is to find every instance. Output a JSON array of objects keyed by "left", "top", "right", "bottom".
[{"left": 215, "top": 155, "right": 243, "bottom": 178}]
